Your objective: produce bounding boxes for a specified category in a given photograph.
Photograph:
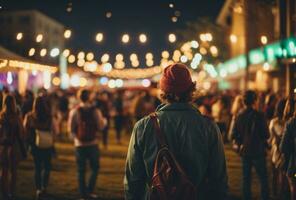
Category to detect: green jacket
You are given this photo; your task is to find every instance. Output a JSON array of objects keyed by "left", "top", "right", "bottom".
[{"left": 124, "top": 103, "right": 228, "bottom": 200}]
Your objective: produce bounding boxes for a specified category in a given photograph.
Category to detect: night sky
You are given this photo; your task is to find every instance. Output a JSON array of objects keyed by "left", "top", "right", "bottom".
[{"left": 0, "top": 0, "right": 225, "bottom": 63}]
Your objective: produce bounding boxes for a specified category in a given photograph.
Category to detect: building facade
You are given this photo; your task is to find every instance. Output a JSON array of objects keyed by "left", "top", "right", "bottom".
[
  {"left": 216, "top": 0, "right": 296, "bottom": 95},
  {"left": 0, "top": 10, "right": 65, "bottom": 64}
]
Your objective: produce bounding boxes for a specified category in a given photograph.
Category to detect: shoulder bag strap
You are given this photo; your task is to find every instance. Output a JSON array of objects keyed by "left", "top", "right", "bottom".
[{"left": 150, "top": 113, "right": 167, "bottom": 148}]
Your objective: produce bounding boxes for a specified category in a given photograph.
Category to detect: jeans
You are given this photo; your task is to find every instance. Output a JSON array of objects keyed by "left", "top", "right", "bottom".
[
  {"left": 33, "top": 148, "right": 52, "bottom": 190},
  {"left": 242, "top": 156, "right": 269, "bottom": 200},
  {"left": 75, "top": 145, "right": 100, "bottom": 197}
]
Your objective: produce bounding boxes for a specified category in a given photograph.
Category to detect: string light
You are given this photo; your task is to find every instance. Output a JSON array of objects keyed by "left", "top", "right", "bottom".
[
  {"left": 261, "top": 35, "right": 268, "bottom": 45},
  {"left": 191, "top": 40, "right": 199, "bottom": 49},
  {"left": 96, "top": 33, "right": 104, "bottom": 42},
  {"left": 200, "top": 47, "right": 207, "bottom": 55},
  {"left": 205, "top": 33, "right": 213, "bottom": 41},
  {"left": 77, "top": 51, "right": 85, "bottom": 60},
  {"left": 50, "top": 48, "right": 60, "bottom": 57},
  {"left": 168, "top": 33, "right": 176, "bottom": 43},
  {"left": 210, "top": 46, "right": 218, "bottom": 56},
  {"left": 116, "top": 54, "right": 124, "bottom": 61},
  {"left": 130, "top": 53, "right": 138, "bottom": 61},
  {"left": 77, "top": 59, "right": 85, "bottom": 67},
  {"left": 161, "top": 51, "right": 170, "bottom": 59},
  {"left": 106, "top": 12, "right": 112, "bottom": 18},
  {"left": 64, "top": 30, "right": 72, "bottom": 39},
  {"left": 36, "top": 34, "right": 43, "bottom": 43},
  {"left": 86, "top": 52, "right": 94, "bottom": 61},
  {"left": 40, "top": 48, "right": 47, "bottom": 57},
  {"left": 52, "top": 77, "right": 61, "bottom": 86},
  {"left": 146, "top": 52, "right": 153, "bottom": 60},
  {"left": 146, "top": 59, "right": 154, "bottom": 67},
  {"left": 68, "top": 55, "right": 76, "bottom": 63},
  {"left": 28, "top": 48, "right": 35, "bottom": 56},
  {"left": 131, "top": 60, "right": 140, "bottom": 67},
  {"left": 180, "top": 55, "right": 188, "bottom": 63},
  {"left": 84, "top": 61, "right": 97, "bottom": 72},
  {"left": 122, "top": 34, "right": 130, "bottom": 43},
  {"left": 101, "top": 53, "right": 110, "bottom": 63},
  {"left": 171, "top": 17, "right": 178, "bottom": 23},
  {"left": 63, "top": 49, "right": 70, "bottom": 57},
  {"left": 169, "top": 3, "right": 174, "bottom": 8},
  {"left": 16, "top": 32, "right": 23, "bottom": 40},
  {"left": 0, "top": 59, "right": 57, "bottom": 73},
  {"left": 139, "top": 34, "right": 147, "bottom": 43}
]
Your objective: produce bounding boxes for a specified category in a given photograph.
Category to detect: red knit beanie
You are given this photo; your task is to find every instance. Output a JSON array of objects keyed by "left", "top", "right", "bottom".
[{"left": 159, "top": 63, "right": 194, "bottom": 94}]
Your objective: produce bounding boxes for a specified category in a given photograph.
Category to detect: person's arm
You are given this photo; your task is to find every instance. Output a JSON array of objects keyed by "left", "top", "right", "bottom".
[
  {"left": 124, "top": 121, "right": 146, "bottom": 200},
  {"left": 231, "top": 114, "right": 241, "bottom": 143},
  {"left": 68, "top": 109, "right": 77, "bottom": 137},
  {"left": 206, "top": 121, "right": 228, "bottom": 199},
  {"left": 95, "top": 109, "right": 107, "bottom": 131}
]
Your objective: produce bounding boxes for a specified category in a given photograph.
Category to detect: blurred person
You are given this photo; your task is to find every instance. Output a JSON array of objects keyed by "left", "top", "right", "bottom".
[
  {"left": 212, "top": 96, "right": 231, "bottom": 143},
  {"left": 232, "top": 90, "right": 270, "bottom": 200},
  {"left": 95, "top": 92, "right": 110, "bottom": 149},
  {"left": 124, "top": 63, "right": 228, "bottom": 200},
  {"left": 21, "top": 90, "right": 34, "bottom": 117},
  {"left": 228, "top": 95, "right": 245, "bottom": 141},
  {"left": 269, "top": 99, "right": 288, "bottom": 198},
  {"left": 280, "top": 97, "right": 296, "bottom": 200},
  {"left": 264, "top": 94, "right": 277, "bottom": 123},
  {"left": 113, "top": 91, "right": 124, "bottom": 144},
  {"left": 24, "top": 96, "right": 57, "bottom": 200},
  {"left": 0, "top": 94, "right": 26, "bottom": 200},
  {"left": 57, "top": 95, "right": 70, "bottom": 140},
  {"left": 133, "top": 91, "right": 155, "bottom": 121},
  {"left": 68, "top": 89, "right": 106, "bottom": 200}
]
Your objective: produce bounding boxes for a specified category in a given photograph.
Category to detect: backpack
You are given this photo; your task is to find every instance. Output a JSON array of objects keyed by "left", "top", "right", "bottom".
[
  {"left": 77, "top": 106, "right": 97, "bottom": 142},
  {"left": 149, "top": 113, "right": 197, "bottom": 200}
]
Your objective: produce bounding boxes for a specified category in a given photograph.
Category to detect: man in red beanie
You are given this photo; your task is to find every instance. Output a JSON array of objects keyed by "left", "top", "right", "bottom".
[{"left": 124, "top": 63, "right": 228, "bottom": 200}]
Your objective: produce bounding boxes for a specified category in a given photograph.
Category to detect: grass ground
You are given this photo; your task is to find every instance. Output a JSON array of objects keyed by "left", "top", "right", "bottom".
[{"left": 14, "top": 131, "right": 272, "bottom": 200}]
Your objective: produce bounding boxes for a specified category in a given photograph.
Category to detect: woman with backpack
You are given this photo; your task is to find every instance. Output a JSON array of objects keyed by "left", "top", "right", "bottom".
[
  {"left": 0, "top": 94, "right": 26, "bottom": 200},
  {"left": 280, "top": 97, "right": 296, "bottom": 200},
  {"left": 24, "top": 95, "right": 56, "bottom": 200}
]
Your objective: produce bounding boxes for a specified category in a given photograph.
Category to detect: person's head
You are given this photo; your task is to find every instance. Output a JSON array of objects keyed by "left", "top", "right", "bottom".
[
  {"left": 33, "top": 95, "right": 49, "bottom": 120},
  {"left": 243, "top": 90, "right": 257, "bottom": 108},
  {"left": 159, "top": 63, "right": 196, "bottom": 103},
  {"left": 283, "top": 97, "right": 296, "bottom": 120},
  {"left": 78, "top": 89, "right": 90, "bottom": 103},
  {"left": 274, "top": 99, "right": 286, "bottom": 120},
  {"left": 1, "top": 94, "right": 17, "bottom": 115}
]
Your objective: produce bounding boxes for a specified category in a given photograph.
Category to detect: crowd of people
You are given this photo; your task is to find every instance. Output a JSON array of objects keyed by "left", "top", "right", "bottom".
[{"left": 0, "top": 63, "right": 295, "bottom": 200}]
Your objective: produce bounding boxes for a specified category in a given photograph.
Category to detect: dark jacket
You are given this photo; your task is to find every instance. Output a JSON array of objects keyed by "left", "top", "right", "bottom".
[
  {"left": 232, "top": 107, "right": 270, "bottom": 157},
  {"left": 124, "top": 103, "right": 228, "bottom": 200},
  {"left": 280, "top": 117, "right": 296, "bottom": 177}
]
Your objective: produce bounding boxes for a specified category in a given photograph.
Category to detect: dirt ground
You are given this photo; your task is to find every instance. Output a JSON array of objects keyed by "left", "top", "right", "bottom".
[{"left": 14, "top": 132, "right": 272, "bottom": 200}]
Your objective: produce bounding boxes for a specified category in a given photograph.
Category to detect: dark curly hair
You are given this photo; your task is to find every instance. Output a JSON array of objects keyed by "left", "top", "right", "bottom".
[{"left": 160, "top": 82, "right": 196, "bottom": 103}]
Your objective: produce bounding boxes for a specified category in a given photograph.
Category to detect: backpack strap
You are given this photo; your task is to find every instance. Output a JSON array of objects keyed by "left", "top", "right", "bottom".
[{"left": 150, "top": 113, "right": 167, "bottom": 148}]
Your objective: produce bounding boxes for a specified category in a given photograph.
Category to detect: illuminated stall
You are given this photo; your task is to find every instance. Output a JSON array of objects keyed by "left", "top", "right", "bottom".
[{"left": 0, "top": 45, "right": 57, "bottom": 94}]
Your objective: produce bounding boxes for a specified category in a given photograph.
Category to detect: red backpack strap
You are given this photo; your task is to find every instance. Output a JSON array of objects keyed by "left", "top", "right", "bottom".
[{"left": 150, "top": 113, "right": 167, "bottom": 148}]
